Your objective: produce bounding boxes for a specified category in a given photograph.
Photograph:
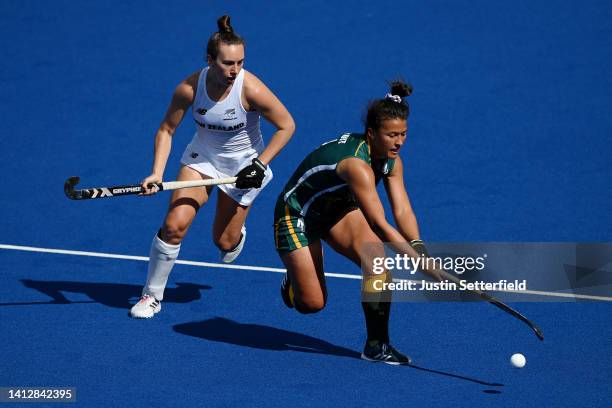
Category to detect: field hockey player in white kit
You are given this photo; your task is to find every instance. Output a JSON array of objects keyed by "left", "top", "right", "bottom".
[{"left": 130, "top": 15, "right": 295, "bottom": 318}]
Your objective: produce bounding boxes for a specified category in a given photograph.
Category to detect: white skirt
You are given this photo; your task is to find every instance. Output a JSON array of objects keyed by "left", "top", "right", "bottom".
[{"left": 179, "top": 136, "right": 273, "bottom": 206}]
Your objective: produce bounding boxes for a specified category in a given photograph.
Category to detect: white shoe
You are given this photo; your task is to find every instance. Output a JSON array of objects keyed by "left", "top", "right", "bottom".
[
  {"left": 219, "top": 226, "right": 246, "bottom": 263},
  {"left": 130, "top": 294, "right": 161, "bottom": 319}
]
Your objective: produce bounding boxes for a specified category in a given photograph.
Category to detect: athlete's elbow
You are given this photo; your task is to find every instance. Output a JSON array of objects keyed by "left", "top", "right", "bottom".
[
  {"left": 157, "top": 124, "right": 175, "bottom": 139},
  {"left": 282, "top": 117, "right": 296, "bottom": 139}
]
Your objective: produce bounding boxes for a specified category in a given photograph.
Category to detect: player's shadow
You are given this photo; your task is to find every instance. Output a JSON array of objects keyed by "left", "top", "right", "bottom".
[
  {"left": 174, "top": 317, "right": 360, "bottom": 359},
  {"left": 0, "top": 280, "right": 211, "bottom": 309},
  {"left": 175, "top": 317, "right": 501, "bottom": 386}
]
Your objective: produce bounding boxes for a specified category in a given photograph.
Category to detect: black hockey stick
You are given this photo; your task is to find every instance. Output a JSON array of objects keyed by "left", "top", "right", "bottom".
[
  {"left": 437, "top": 268, "right": 544, "bottom": 341},
  {"left": 398, "top": 243, "right": 544, "bottom": 341},
  {"left": 64, "top": 176, "right": 237, "bottom": 200}
]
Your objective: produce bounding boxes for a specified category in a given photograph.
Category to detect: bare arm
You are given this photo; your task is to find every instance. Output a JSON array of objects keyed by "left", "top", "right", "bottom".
[
  {"left": 383, "top": 156, "right": 421, "bottom": 241},
  {"left": 242, "top": 71, "right": 295, "bottom": 165},
  {"left": 141, "top": 72, "right": 197, "bottom": 193},
  {"left": 336, "top": 158, "right": 406, "bottom": 243},
  {"left": 337, "top": 158, "right": 440, "bottom": 280}
]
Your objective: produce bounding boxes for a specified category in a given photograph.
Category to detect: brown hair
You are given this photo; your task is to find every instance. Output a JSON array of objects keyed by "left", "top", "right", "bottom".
[
  {"left": 364, "top": 80, "right": 413, "bottom": 132},
  {"left": 206, "top": 15, "right": 245, "bottom": 60}
]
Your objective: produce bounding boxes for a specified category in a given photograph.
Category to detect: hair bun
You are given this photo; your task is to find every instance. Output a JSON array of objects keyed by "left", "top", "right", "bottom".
[
  {"left": 217, "top": 15, "right": 233, "bottom": 33},
  {"left": 390, "top": 80, "right": 413, "bottom": 98}
]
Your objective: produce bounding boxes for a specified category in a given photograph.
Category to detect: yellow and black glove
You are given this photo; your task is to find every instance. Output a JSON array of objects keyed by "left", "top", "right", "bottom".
[{"left": 409, "top": 239, "right": 429, "bottom": 258}]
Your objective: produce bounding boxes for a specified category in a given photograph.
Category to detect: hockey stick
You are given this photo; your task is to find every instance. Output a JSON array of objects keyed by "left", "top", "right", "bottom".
[
  {"left": 399, "top": 243, "right": 544, "bottom": 341},
  {"left": 436, "top": 268, "right": 544, "bottom": 341},
  {"left": 64, "top": 176, "right": 237, "bottom": 200}
]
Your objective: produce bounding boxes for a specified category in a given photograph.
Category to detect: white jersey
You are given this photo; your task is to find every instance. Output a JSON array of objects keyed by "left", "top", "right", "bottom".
[
  {"left": 180, "top": 67, "right": 273, "bottom": 206},
  {"left": 186, "top": 67, "right": 263, "bottom": 175}
]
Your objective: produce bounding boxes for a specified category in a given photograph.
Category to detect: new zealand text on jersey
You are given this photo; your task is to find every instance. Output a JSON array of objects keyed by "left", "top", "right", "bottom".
[{"left": 195, "top": 119, "right": 245, "bottom": 131}]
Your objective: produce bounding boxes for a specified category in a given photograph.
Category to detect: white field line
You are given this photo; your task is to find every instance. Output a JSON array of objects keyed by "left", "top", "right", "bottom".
[
  {"left": 0, "top": 244, "right": 361, "bottom": 280},
  {"left": 1, "top": 243, "right": 610, "bottom": 301}
]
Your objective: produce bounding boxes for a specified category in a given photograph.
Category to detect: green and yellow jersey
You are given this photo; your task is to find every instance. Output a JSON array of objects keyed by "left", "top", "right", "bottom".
[{"left": 274, "top": 132, "right": 395, "bottom": 254}]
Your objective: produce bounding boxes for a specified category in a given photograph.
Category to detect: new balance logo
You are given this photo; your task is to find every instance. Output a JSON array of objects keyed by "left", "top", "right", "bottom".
[
  {"left": 295, "top": 218, "right": 305, "bottom": 232},
  {"left": 338, "top": 133, "right": 350, "bottom": 144}
]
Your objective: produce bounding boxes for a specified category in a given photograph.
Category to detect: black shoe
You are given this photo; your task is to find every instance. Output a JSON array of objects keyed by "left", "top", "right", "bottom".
[
  {"left": 280, "top": 274, "right": 294, "bottom": 309},
  {"left": 361, "top": 342, "right": 411, "bottom": 365}
]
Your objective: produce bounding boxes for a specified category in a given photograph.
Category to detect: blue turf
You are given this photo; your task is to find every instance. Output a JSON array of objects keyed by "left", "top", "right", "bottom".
[
  {"left": 1, "top": 252, "right": 611, "bottom": 407},
  {"left": 1, "top": 1, "right": 611, "bottom": 407}
]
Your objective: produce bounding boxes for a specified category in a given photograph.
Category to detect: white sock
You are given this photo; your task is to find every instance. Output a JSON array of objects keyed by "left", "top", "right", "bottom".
[{"left": 142, "top": 233, "right": 181, "bottom": 301}]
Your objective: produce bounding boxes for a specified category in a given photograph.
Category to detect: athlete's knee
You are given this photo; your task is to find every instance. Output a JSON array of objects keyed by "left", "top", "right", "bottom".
[
  {"left": 161, "top": 222, "right": 189, "bottom": 245},
  {"left": 294, "top": 296, "right": 326, "bottom": 314},
  {"left": 213, "top": 229, "right": 243, "bottom": 252}
]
